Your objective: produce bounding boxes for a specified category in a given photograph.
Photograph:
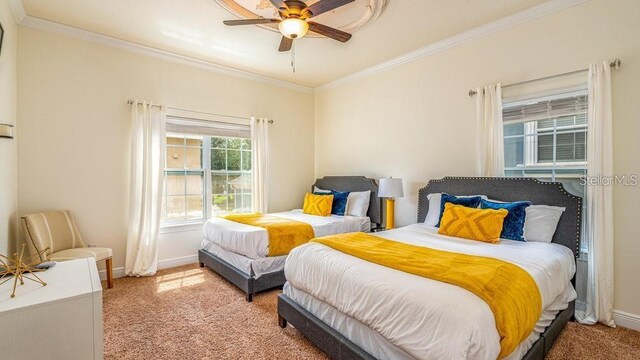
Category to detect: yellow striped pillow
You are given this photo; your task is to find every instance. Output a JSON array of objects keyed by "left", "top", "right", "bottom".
[
  {"left": 438, "top": 203, "right": 508, "bottom": 243},
  {"left": 303, "top": 193, "right": 334, "bottom": 217}
]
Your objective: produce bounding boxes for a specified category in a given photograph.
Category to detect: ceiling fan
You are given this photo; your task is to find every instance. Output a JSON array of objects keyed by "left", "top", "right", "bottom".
[{"left": 223, "top": 0, "right": 355, "bottom": 52}]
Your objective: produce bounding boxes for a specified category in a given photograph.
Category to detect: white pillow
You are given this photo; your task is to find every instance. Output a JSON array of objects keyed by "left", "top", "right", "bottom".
[
  {"left": 346, "top": 190, "right": 371, "bottom": 217},
  {"left": 424, "top": 193, "right": 443, "bottom": 226},
  {"left": 523, "top": 205, "right": 565, "bottom": 243},
  {"left": 424, "top": 193, "right": 488, "bottom": 226},
  {"left": 313, "top": 186, "right": 331, "bottom": 194}
]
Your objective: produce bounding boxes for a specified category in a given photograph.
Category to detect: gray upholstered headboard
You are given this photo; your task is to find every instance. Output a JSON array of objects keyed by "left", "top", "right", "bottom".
[
  {"left": 418, "top": 177, "right": 582, "bottom": 258},
  {"left": 312, "top": 176, "right": 382, "bottom": 226}
]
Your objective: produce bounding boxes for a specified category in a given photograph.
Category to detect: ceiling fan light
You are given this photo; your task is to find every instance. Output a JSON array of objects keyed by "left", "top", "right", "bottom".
[{"left": 278, "top": 18, "right": 309, "bottom": 39}]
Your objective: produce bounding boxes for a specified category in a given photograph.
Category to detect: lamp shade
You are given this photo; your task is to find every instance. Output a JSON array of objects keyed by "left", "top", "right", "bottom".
[
  {"left": 278, "top": 18, "right": 309, "bottom": 39},
  {"left": 378, "top": 178, "right": 404, "bottom": 198}
]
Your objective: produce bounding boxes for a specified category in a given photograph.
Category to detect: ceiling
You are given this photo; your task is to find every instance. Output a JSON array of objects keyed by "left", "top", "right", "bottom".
[{"left": 21, "top": 0, "right": 547, "bottom": 88}]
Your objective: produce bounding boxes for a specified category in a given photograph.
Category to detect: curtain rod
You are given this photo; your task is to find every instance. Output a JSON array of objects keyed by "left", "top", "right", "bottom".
[
  {"left": 468, "top": 59, "right": 621, "bottom": 97},
  {"left": 126, "top": 100, "right": 274, "bottom": 124}
]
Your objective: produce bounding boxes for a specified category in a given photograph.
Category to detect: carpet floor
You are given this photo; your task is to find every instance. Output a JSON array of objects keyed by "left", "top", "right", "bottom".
[{"left": 104, "top": 264, "right": 640, "bottom": 359}]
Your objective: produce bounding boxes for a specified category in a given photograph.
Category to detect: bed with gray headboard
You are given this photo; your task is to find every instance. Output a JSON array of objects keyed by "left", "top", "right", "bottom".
[
  {"left": 199, "top": 175, "right": 380, "bottom": 302},
  {"left": 313, "top": 175, "right": 382, "bottom": 228},
  {"left": 278, "top": 176, "right": 582, "bottom": 360},
  {"left": 418, "top": 176, "right": 582, "bottom": 259}
]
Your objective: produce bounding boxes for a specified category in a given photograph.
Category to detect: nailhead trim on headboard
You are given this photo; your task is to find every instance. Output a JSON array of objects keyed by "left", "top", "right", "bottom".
[{"left": 417, "top": 177, "right": 582, "bottom": 258}]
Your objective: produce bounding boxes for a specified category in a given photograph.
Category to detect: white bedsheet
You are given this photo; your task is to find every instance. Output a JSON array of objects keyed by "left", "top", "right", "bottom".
[
  {"left": 200, "top": 240, "right": 287, "bottom": 278},
  {"left": 283, "top": 283, "right": 575, "bottom": 360},
  {"left": 203, "top": 210, "right": 371, "bottom": 259},
  {"left": 284, "top": 223, "right": 577, "bottom": 360}
]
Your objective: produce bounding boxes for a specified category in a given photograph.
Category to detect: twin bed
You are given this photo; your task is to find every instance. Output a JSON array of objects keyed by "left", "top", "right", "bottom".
[
  {"left": 198, "top": 176, "right": 382, "bottom": 301},
  {"left": 277, "top": 177, "right": 582, "bottom": 360}
]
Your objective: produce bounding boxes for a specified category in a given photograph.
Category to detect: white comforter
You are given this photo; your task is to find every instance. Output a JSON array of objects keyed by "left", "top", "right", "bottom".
[
  {"left": 203, "top": 210, "right": 370, "bottom": 259},
  {"left": 284, "top": 224, "right": 577, "bottom": 360}
]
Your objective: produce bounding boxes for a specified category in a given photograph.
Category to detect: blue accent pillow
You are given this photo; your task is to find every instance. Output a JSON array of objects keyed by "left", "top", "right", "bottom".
[
  {"left": 480, "top": 199, "right": 531, "bottom": 241},
  {"left": 436, "top": 194, "right": 483, "bottom": 227},
  {"left": 314, "top": 190, "right": 350, "bottom": 216}
]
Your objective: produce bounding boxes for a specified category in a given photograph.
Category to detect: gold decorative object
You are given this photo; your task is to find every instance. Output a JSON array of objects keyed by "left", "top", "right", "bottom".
[{"left": 0, "top": 244, "right": 49, "bottom": 298}]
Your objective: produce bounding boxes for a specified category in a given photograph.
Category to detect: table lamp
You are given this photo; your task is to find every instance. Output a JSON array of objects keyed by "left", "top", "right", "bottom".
[{"left": 378, "top": 177, "right": 403, "bottom": 229}]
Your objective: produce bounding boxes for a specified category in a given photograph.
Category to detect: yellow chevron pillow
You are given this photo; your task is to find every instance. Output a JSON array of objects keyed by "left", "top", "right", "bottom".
[
  {"left": 438, "top": 203, "right": 508, "bottom": 243},
  {"left": 303, "top": 193, "right": 334, "bottom": 217}
]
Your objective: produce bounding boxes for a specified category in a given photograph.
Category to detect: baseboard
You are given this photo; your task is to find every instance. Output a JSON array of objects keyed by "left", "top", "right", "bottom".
[
  {"left": 156, "top": 254, "right": 200, "bottom": 271},
  {"left": 613, "top": 310, "right": 640, "bottom": 331},
  {"left": 574, "top": 304, "right": 640, "bottom": 331},
  {"left": 101, "top": 266, "right": 126, "bottom": 281},
  {"left": 98, "top": 254, "right": 199, "bottom": 281}
]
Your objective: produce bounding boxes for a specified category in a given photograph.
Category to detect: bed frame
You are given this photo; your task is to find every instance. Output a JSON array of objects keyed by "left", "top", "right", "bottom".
[
  {"left": 278, "top": 176, "right": 582, "bottom": 359},
  {"left": 199, "top": 175, "right": 382, "bottom": 302}
]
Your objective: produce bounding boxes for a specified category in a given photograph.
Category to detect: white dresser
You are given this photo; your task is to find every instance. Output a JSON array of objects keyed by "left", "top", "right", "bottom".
[{"left": 0, "top": 258, "right": 104, "bottom": 359}]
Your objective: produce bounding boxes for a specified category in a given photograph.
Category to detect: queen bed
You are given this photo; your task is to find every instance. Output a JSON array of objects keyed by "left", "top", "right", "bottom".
[
  {"left": 198, "top": 176, "right": 382, "bottom": 301},
  {"left": 277, "top": 177, "right": 582, "bottom": 360}
]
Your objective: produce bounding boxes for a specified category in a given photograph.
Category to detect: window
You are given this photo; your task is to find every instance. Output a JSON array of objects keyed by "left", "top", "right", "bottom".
[
  {"left": 164, "top": 134, "right": 206, "bottom": 222},
  {"left": 211, "top": 137, "right": 253, "bottom": 214},
  {"left": 503, "top": 91, "right": 588, "bottom": 198},
  {"left": 503, "top": 90, "right": 588, "bottom": 251},
  {"left": 162, "top": 117, "right": 252, "bottom": 224}
]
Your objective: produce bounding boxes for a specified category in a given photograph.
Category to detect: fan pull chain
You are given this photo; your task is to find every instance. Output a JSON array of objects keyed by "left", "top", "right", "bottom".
[{"left": 291, "top": 40, "right": 296, "bottom": 73}]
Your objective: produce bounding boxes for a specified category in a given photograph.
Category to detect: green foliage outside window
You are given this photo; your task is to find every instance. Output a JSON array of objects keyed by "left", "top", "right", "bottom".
[{"left": 211, "top": 138, "right": 252, "bottom": 171}]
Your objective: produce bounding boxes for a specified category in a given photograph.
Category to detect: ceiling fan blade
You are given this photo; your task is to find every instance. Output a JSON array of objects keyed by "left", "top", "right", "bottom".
[
  {"left": 306, "top": 0, "right": 355, "bottom": 18},
  {"left": 308, "top": 22, "right": 352, "bottom": 43},
  {"left": 269, "top": 0, "right": 287, "bottom": 10},
  {"left": 278, "top": 36, "right": 293, "bottom": 52},
  {"left": 223, "top": 19, "right": 280, "bottom": 26}
]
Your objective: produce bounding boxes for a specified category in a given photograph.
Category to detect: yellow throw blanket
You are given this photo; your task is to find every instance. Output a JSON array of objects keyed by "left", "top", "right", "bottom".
[
  {"left": 313, "top": 232, "right": 541, "bottom": 359},
  {"left": 222, "top": 213, "right": 315, "bottom": 257}
]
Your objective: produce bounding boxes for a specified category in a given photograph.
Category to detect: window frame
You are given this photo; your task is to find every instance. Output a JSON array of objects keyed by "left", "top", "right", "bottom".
[
  {"left": 162, "top": 134, "right": 209, "bottom": 226},
  {"left": 161, "top": 133, "right": 253, "bottom": 229},
  {"left": 503, "top": 117, "right": 588, "bottom": 177},
  {"left": 210, "top": 137, "right": 253, "bottom": 216},
  {"left": 502, "top": 89, "right": 589, "bottom": 253},
  {"left": 502, "top": 89, "right": 588, "bottom": 181}
]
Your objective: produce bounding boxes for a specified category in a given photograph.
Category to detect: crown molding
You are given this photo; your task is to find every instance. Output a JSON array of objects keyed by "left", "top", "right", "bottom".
[
  {"left": 16, "top": 14, "right": 314, "bottom": 94},
  {"left": 7, "top": 0, "right": 26, "bottom": 23},
  {"left": 315, "top": 0, "right": 590, "bottom": 92}
]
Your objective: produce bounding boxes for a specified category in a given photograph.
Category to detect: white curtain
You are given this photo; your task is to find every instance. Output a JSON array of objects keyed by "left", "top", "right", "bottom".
[
  {"left": 251, "top": 117, "right": 269, "bottom": 213},
  {"left": 476, "top": 84, "right": 505, "bottom": 176},
  {"left": 576, "top": 62, "right": 615, "bottom": 327},
  {"left": 125, "top": 101, "right": 166, "bottom": 277}
]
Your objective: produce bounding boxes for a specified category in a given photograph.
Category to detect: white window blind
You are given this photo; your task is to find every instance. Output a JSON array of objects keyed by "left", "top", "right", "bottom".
[
  {"left": 166, "top": 117, "right": 251, "bottom": 139},
  {"left": 503, "top": 92, "right": 587, "bottom": 123},
  {"left": 503, "top": 91, "right": 588, "bottom": 169}
]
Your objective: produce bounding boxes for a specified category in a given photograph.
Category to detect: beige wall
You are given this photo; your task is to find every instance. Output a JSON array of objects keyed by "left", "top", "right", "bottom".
[
  {"left": 0, "top": 3, "right": 17, "bottom": 256},
  {"left": 315, "top": 0, "right": 640, "bottom": 316},
  {"left": 17, "top": 27, "right": 315, "bottom": 270},
  {"left": 14, "top": 0, "right": 640, "bottom": 318}
]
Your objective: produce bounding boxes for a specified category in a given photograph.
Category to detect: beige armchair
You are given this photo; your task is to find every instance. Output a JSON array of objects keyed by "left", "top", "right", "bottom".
[{"left": 21, "top": 210, "right": 114, "bottom": 288}]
